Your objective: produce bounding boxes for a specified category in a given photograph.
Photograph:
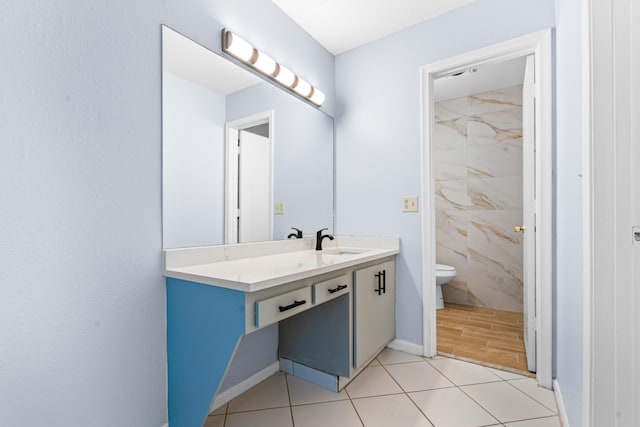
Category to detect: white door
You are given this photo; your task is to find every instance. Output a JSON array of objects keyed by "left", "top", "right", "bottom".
[
  {"left": 238, "top": 130, "right": 272, "bottom": 243},
  {"left": 522, "top": 54, "right": 536, "bottom": 372}
]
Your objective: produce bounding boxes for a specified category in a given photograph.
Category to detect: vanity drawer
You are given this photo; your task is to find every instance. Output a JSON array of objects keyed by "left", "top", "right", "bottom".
[
  {"left": 313, "top": 274, "right": 351, "bottom": 305},
  {"left": 254, "top": 286, "right": 312, "bottom": 328}
]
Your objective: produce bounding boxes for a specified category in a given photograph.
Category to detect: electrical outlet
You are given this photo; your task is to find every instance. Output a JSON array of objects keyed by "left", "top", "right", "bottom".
[
  {"left": 275, "top": 202, "right": 285, "bottom": 214},
  {"left": 402, "top": 196, "right": 418, "bottom": 212}
]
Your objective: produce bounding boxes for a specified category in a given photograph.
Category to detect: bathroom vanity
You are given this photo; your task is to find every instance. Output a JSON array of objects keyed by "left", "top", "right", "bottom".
[{"left": 163, "top": 236, "right": 399, "bottom": 427}]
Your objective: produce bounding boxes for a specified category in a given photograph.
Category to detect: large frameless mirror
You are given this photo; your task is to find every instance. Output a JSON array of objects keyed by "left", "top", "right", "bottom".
[{"left": 161, "top": 26, "right": 334, "bottom": 249}]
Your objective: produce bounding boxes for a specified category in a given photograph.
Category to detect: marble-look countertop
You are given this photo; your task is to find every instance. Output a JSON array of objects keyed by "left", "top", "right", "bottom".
[{"left": 163, "top": 236, "right": 400, "bottom": 292}]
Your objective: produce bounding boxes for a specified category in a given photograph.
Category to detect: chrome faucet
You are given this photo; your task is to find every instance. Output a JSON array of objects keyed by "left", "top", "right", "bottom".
[
  {"left": 315, "top": 228, "right": 334, "bottom": 250},
  {"left": 287, "top": 228, "right": 303, "bottom": 239}
]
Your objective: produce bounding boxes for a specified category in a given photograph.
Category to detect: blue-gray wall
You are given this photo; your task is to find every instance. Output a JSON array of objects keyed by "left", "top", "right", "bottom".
[
  {"left": 554, "top": 0, "right": 584, "bottom": 424},
  {"left": 0, "top": 1, "right": 333, "bottom": 426}
]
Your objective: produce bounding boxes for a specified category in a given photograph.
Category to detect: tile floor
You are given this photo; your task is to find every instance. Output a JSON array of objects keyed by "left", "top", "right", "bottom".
[
  {"left": 437, "top": 303, "right": 529, "bottom": 372},
  {"left": 205, "top": 348, "right": 561, "bottom": 427}
]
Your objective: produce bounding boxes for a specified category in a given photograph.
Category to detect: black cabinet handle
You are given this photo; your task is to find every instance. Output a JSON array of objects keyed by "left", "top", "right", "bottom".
[
  {"left": 279, "top": 300, "right": 306, "bottom": 312},
  {"left": 328, "top": 284, "right": 348, "bottom": 294},
  {"left": 375, "top": 270, "right": 387, "bottom": 295}
]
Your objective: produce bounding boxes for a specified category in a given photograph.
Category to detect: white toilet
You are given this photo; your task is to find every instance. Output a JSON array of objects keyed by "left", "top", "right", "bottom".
[{"left": 436, "top": 263, "right": 457, "bottom": 309}]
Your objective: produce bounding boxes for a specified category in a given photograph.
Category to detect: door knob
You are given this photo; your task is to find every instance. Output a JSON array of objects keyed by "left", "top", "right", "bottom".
[{"left": 514, "top": 226, "right": 525, "bottom": 233}]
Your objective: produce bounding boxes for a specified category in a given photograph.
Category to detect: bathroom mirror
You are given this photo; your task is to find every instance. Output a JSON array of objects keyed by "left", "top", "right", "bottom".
[{"left": 162, "top": 26, "right": 334, "bottom": 249}]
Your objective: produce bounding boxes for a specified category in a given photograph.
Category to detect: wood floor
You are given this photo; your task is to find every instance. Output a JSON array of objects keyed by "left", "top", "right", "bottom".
[{"left": 436, "top": 302, "right": 530, "bottom": 373}]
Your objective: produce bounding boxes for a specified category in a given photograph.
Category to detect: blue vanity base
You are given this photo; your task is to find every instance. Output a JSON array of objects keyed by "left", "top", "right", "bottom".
[{"left": 166, "top": 278, "right": 245, "bottom": 427}]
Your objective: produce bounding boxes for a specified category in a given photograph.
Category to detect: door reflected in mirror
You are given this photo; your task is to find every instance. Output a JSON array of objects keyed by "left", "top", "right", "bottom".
[{"left": 161, "top": 26, "right": 334, "bottom": 249}]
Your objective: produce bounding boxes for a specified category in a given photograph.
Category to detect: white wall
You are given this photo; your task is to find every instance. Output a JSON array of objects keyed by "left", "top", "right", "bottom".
[{"left": 0, "top": 1, "right": 334, "bottom": 425}]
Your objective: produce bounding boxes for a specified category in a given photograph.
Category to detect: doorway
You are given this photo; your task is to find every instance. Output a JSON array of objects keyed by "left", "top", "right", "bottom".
[
  {"left": 421, "top": 30, "right": 553, "bottom": 388},
  {"left": 225, "top": 110, "right": 274, "bottom": 244},
  {"left": 431, "top": 55, "right": 535, "bottom": 374}
]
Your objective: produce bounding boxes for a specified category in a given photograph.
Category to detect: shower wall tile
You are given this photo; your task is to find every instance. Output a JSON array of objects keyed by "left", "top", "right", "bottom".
[
  {"left": 434, "top": 148, "right": 467, "bottom": 181},
  {"left": 468, "top": 85, "right": 523, "bottom": 114},
  {"left": 434, "top": 84, "right": 524, "bottom": 312},
  {"left": 468, "top": 139, "right": 523, "bottom": 178},
  {"left": 467, "top": 107, "right": 523, "bottom": 145},
  {"left": 435, "top": 96, "right": 468, "bottom": 119},
  {"left": 468, "top": 176, "right": 523, "bottom": 211},
  {"left": 435, "top": 179, "right": 469, "bottom": 211},
  {"left": 435, "top": 211, "right": 468, "bottom": 271},
  {"left": 434, "top": 117, "right": 467, "bottom": 151}
]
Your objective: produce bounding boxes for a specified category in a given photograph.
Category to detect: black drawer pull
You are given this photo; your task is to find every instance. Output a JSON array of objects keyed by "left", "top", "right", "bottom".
[
  {"left": 328, "top": 284, "right": 348, "bottom": 294},
  {"left": 375, "top": 270, "right": 387, "bottom": 295},
  {"left": 279, "top": 300, "right": 306, "bottom": 312}
]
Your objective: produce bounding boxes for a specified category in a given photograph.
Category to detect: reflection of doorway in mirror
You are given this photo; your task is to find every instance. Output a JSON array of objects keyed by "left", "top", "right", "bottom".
[
  {"left": 238, "top": 128, "right": 271, "bottom": 242},
  {"left": 225, "top": 111, "right": 274, "bottom": 244}
]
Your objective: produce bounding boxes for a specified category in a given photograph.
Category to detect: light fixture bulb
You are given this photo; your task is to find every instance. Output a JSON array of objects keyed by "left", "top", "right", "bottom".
[
  {"left": 274, "top": 64, "right": 296, "bottom": 87},
  {"left": 253, "top": 51, "right": 277, "bottom": 76},
  {"left": 308, "top": 87, "right": 326, "bottom": 106},
  {"left": 223, "top": 31, "right": 255, "bottom": 62},
  {"left": 293, "top": 77, "right": 312, "bottom": 97}
]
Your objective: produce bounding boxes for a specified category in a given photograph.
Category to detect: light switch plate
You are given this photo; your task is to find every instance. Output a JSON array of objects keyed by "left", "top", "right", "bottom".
[
  {"left": 275, "top": 202, "right": 285, "bottom": 214},
  {"left": 402, "top": 196, "right": 418, "bottom": 212}
]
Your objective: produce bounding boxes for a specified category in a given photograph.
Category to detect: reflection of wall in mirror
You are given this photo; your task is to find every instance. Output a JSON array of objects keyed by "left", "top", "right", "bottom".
[{"left": 162, "top": 71, "right": 225, "bottom": 249}]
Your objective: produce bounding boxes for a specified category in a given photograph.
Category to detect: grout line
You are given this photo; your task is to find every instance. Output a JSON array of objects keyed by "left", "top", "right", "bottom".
[
  {"left": 503, "top": 379, "right": 559, "bottom": 413},
  {"left": 283, "top": 374, "right": 295, "bottom": 427}
]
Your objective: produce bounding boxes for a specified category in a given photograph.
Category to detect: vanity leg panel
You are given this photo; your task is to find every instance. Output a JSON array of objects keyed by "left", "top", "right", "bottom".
[{"left": 166, "top": 278, "right": 246, "bottom": 427}]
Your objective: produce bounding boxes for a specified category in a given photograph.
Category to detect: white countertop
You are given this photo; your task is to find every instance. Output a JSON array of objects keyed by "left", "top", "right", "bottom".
[{"left": 163, "top": 236, "right": 400, "bottom": 292}]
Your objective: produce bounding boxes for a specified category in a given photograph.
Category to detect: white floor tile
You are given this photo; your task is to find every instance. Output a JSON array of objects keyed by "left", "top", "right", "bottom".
[
  {"left": 508, "top": 378, "right": 558, "bottom": 411},
  {"left": 287, "top": 374, "right": 349, "bottom": 406},
  {"left": 368, "top": 358, "right": 381, "bottom": 366},
  {"left": 352, "top": 394, "right": 433, "bottom": 427},
  {"left": 345, "top": 366, "right": 403, "bottom": 399},
  {"left": 409, "top": 387, "right": 498, "bottom": 427},
  {"left": 385, "top": 361, "right": 454, "bottom": 392},
  {"left": 461, "top": 382, "right": 555, "bottom": 423},
  {"left": 487, "top": 367, "right": 527, "bottom": 381},
  {"left": 376, "top": 347, "right": 424, "bottom": 365},
  {"left": 203, "top": 415, "right": 225, "bottom": 427},
  {"left": 504, "top": 416, "right": 562, "bottom": 427},
  {"left": 228, "top": 374, "right": 290, "bottom": 413},
  {"left": 225, "top": 407, "right": 293, "bottom": 427},
  {"left": 429, "top": 357, "right": 502, "bottom": 385},
  {"left": 292, "top": 400, "right": 363, "bottom": 427}
]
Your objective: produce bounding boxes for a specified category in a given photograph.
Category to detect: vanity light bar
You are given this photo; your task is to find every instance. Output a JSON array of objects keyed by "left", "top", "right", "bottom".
[{"left": 222, "top": 29, "right": 325, "bottom": 107}]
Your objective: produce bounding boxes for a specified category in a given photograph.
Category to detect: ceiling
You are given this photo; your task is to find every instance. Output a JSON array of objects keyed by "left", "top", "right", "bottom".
[{"left": 271, "top": 0, "right": 476, "bottom": 55}]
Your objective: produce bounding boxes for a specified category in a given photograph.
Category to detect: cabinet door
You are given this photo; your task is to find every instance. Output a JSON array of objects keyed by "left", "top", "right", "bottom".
[{"left": 353, "top": 260, "right": 395, "bottom": 368}]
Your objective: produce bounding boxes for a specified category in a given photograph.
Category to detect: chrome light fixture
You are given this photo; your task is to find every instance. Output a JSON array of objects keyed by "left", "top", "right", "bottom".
[{"left": 222, "top": 29, "right": 325, "bottom": 107}]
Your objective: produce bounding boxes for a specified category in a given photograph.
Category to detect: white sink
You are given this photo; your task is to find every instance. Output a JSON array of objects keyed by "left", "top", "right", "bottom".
[{"left": 321, "top": 247, "right": 372, "bottom": 256}]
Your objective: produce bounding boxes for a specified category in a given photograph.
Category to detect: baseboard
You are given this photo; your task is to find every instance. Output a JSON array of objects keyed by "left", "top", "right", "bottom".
[
  {"left": 553, "top": 379, "right": 571, "bottom": 427},
  {"left": 209, "top": 361, "right": 280, "bottom": 413},
  {"left": 388, "top": 338, "right": 424, "bottom": 356}
]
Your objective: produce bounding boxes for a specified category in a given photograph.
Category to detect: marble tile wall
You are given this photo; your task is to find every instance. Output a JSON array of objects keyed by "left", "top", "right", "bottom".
[{"left": 434, "top": 85, "right": 524, "bottom": 312}]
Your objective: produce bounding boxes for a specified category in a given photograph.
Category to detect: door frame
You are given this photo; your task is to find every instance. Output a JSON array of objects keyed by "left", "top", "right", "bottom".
[
  {"left": 225, "top": 110, "right": 275, "bottom": 244},
  {"left": 420, "top": 29, "right": 553, "bottom": 388}
]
